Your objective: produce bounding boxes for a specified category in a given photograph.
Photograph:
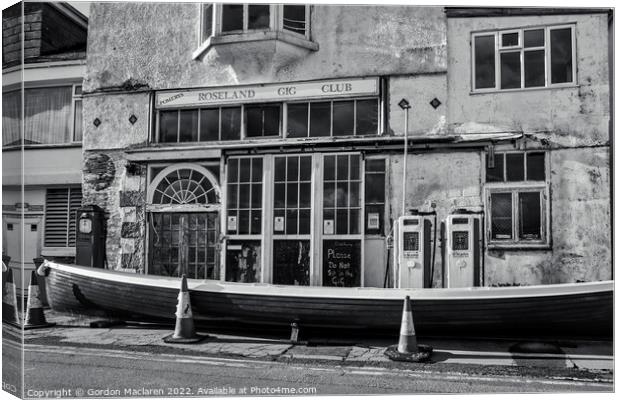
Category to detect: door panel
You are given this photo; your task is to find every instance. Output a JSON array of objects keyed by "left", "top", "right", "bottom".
[{"left": 150, "top": 212, "right": 219, "bottom": 279}]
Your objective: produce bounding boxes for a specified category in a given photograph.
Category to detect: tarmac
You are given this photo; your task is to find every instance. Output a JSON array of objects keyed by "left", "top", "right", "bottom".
[{"left": 3, "top": 309, "right": 614, "bottom": 383}]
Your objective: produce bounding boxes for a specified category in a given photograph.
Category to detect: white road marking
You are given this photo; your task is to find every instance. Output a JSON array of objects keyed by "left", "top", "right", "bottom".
[{"left": 12, "top": 342, "right": 612, "bottom": 389}]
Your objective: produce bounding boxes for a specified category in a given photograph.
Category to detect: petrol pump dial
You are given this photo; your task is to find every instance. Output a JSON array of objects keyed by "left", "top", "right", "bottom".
[{"left": 79, "top": 213, "right": 92, "bottom": 234}]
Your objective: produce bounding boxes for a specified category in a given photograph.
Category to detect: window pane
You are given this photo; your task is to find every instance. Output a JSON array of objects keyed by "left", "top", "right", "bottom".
[
  {"left": 274, "top": 183, "right": 285, "bottom": 208},
  {"left": 179, "top": 109, "right": 198, "bottom": 142},
  {"left": 2, "top": 91, "right": 21, "bottom": 146},
  {"left": 524, "top": 50, "right": 545, "bottom": 88},
  {"left": 524, "top": 29, "right": 544, "bottom": 47},
  {"left": 286, "top": 210, "right": 297, "bottom": 234},
  {"left": 356, "top": 99, "right": 378, "bottom": 135},
  {"left": 286, "top": 156, "right": 298, "bottom": 181},
  {"left": 246, "top": 104, "right": 280, "bottom": 137},
  {"left": 201, "top": 4, "right": 213, "bottom": 41},
  {"left": 73, "top": 99, "right": 83, "bottom": 141},
  {"left": 283, "top": 5, "right": 306, "bottom": 34},
  {"left": 200, "top": 108, "right": 219, "bottom": 141},
  {"left": 239, "top": 158, "right": 251, "bottom": 182},
  {"left": 519, "top": 192, "right": 541, "bottom": 240},
  {"left": 220, "top": 107, "right": 240, "bottom": 140},
  {"left": 24, "top": 87, "right": 72, "bottom": 144},
  {"left": 349, "top": 209, "right": 360, "bottom": 234},
  {"left": 336, "top": 182, "right": 348, "bottom": 207},
  {"left": 309, "top": 102, "right": 330, "bottom": 137},
  {"left": 486, "top": 153, "right": 504, "bottom": 182},
  {"left": 336, "top": 155, "right": 348, "bottom": 180},
  {"left": 350, "top": 155, "right": 360, "bottom": 180},
  {"left": 248, "top": 5, "right": 270, "bottom": 30},
  {"left": 332, "top": 101, "right": 354, "bottom": 136},
  {"left": 491, "top": 193, "right": 513, "bottom": 240},
  {"left": 299, "top": 156, "right": 312, "bottom": 181},
  {"left": 501, "top": 32, "right": 518, "bottom": 47},
  {"left": 550, "top": 28, "right": 573, "bottom": 84},
  {"left": 365, "top": 174, "right": 385, "bottom": 203},
  {"left": 274, "top": 157, "right": 286, "bottom": 182},
  {"left": 251, "top": 210, "right": 262, "bottom": 234},
  {"left": 159, "top": 110, "right": 178, "bottom": 142},
  {"left": 474, "top": 35, "right": 496, "bottom": 89},
  {"left": 324, "top": 155, "right": 335, "bottom": 181},
  {"left": 299, "top": 183, "right": 311, "bottom": 208},
  {"left": 228, "top": 158, "right": 239, "bottom": 183},
  {"left": 526, "top": 152, "right": 546, "bottom": 181},
  {"left": 336, "top": 209, "right": 348, "bottom": 234},
  {"left": 239, "top": 183, "right": 250, "bottom": 208},
  {"left": 323, "top": 182, "right": 335, "bottom": 207},
  {"left": 366, "top": 159, "right": 385, "bottom": 173},
  {"left": 251, "top": 184, "right": 261, "bottom": 208},
  {"left": 287, "top": 103, "right": 308, "bottom": 137},
  {"left": 251, "top": 158, "right": 262, "bottom": 182},
  {"left": 500, "top": 52, "right": 521, "bottom": 89},
  {"left": 238, "top": 210, "right": 250, "bottom": 234},
  {"left": 506, "top": 153, "right": 525, "bottom": 181},
  {"left": 298, "top": 209, "right": 310, "bottom": 234},
  {"left": 227, "top": 184, "right": 238, "bottom": 208},
  {"left": 222, "top": 4, "right": 243, "bottom": 32},
  {"left": 349, "top": 182, "right": 360, "bottom": 207},
  {"left": 286, "top": 182, "right": 298, "bottom": 208}
]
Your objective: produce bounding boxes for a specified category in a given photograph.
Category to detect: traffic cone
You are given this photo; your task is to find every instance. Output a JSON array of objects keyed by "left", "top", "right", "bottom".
[
  {"left": 385, "top": 296, "right": 432, "bottom": 362},
  {"left": 24, "top": 271, "right": 55, "bottom": 329},
  {"left": 2, "top": 269, "right": 21, "bottom": 327},
  {"left": 163, "top": 275, "right": 206, "bottom": 343}
]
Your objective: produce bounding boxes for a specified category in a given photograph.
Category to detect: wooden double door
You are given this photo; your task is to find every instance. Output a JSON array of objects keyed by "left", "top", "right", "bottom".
[{"left": 149, "top": 212, "right": 219, "bottom": 279}]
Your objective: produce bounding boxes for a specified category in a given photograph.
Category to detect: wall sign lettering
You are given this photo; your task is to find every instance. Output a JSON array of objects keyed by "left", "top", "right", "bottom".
[
  {"left": 322, "top": 240, "right": 361, "bottom": 287},
  {"left": 156, "top": 78, "right": 379, "bottom": 108}
]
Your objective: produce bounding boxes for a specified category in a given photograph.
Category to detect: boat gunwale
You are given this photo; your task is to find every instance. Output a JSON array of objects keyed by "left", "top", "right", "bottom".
[{"left": 45, "top": 260, "right": 614, "bottom": 301}]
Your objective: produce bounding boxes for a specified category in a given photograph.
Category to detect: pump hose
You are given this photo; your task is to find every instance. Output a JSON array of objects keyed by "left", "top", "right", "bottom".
[{"left": 430, "top": 213, "right": 437, "bottom": 288}]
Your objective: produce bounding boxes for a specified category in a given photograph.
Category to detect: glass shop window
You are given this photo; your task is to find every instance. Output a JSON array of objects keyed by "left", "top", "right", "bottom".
[
  {"left": 245, "top": 103, "right": 281, "bottom": 138},
  {"left": 472, "top": 25, "right": 575, "bottom": 91},
  {"left": 226, "top": 157, "right": 263, "bottom": 235},
  {"left": 323, "top": 154, "right": 361, "bottom": 235},
  {"left": 364, "top": 159, "right": 386, "bottom": 235},
  {"left": 286, "top": 99, "right": 379, "bottom": 138}
]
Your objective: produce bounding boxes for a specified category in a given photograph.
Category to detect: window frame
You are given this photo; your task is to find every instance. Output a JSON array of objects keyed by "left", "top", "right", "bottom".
[
  {"left": 483, "top": 150, "right": 551, "bottom": 249},
  {"left": 2, "top": 83, "right": 83, "bottom": 148},
  {"left": 199, "top": 4, "right": 311, "bottom": 46},
  {"left": 471, "top": 24, "right": 577, "bottom": 93},
  {"left": 42, "top": 186, "right": 82, "bottom": 252}
]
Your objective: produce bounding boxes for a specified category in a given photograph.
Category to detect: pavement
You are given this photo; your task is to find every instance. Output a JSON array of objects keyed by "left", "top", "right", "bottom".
[{"left": 3, "top": 309, "right": 613, "bottom": 384}]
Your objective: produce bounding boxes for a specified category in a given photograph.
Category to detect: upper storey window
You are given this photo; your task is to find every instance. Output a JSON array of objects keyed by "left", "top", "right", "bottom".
[
  {"left": 2, "top": 85, "right": 83, "bottom": 147},
  {"left": 196, "top": 3, "right": 314, "bottom": 59},
  {"left": 472, "top": 25, "right": 575, "bottom": 92}
]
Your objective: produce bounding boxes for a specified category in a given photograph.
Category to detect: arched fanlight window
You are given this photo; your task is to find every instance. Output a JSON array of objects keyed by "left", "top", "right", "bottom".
[{"left": 148, "top": 164, "right": 220, "bottom": 208}]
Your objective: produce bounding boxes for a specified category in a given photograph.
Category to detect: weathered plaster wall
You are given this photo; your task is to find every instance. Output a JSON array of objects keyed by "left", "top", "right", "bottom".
[
  {"left": 388, "top": 74, "right": 447, "bottom": 136},
  {"left": 485, "top": 147, "right": 611, "bottom": 285},
  {"left": 447, "top": 14, "right": 610, "bottom": 147},
  {"left": 82, "top": 92, "right": 151, "bottom": 150},
  {"left": 84, "top": 4, "right": 446, "bottom": 91}
]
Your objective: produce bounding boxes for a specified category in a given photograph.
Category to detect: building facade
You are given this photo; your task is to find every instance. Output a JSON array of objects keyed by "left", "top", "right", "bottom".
[
  {"left": 2, "top": 2, "right": 88, "bottom": 291},
  {"left": 79, "top": 3, "right": 612, "bottom": 288}
]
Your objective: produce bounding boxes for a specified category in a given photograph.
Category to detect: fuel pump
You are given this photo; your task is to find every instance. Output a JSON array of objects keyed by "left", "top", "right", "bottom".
[
  {"left": 444, "top": 210, "right": 483, "bottom": 288},
  {"left": 393, "top": 210, "right": 435, "bottom": 288},
  {"left": 75, "top": 205, "right": 106, "bottom": 268}
]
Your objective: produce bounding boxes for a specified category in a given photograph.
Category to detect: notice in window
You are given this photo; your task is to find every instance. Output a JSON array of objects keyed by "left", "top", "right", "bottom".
[{"left": 323, "top": 240, "right": 361, "bottom": 287}]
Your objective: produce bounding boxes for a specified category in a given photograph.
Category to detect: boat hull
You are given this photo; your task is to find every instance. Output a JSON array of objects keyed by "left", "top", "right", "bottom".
[{"left": 44, "top": 262, "right": 613, "bottom": 338}]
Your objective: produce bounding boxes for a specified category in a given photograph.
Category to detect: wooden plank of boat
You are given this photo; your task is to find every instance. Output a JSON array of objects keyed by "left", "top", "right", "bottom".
[{"left": 42, "top": 261, "right": 613, "bottom": 337}]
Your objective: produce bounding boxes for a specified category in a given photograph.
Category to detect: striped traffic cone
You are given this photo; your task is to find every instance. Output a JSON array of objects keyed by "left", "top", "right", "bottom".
[
  {"left": 24, "top": 271, "right": 55, "bottom": 329},
  {"left": 385, "top": 296, "right": 432, "bottom": 362},
  {"left": 163, "top": 275, "right": 206, "bottom": 343},
  {"left": 2, "top": 269, "right": 21, "bottom": 327}
]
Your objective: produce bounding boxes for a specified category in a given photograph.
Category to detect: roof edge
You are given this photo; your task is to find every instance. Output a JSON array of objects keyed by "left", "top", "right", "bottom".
[{"left": 445, "top": 7, "right": 613, "bottom": 19}]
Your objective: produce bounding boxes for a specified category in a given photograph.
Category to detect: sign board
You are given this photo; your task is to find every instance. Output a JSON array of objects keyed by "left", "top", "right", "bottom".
[
  {"left": 156, "top": 77, "right": 379, "bottom": 108},
  {"left": 323, "top": 240, "right": 361, "bottom": 287},
  {"left": 227, "top": 216, "right": 237, "bottom": 232},
  {"left": 274, "top": 216, "right": 285, "bottom": 232}
]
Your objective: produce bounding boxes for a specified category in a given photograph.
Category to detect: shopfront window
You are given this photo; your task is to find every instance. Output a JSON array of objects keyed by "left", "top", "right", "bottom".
[
  {"left": 272, "top": 155, "right": 312, "bottom": 286},
  {"left": 225, "top": 156, "right": 263, "bottom": 283}
]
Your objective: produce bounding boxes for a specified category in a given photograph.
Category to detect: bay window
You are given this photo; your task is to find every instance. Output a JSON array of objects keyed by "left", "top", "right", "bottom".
[{"left": 472, "top": 25, "right": 575, "bottom": 91}]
